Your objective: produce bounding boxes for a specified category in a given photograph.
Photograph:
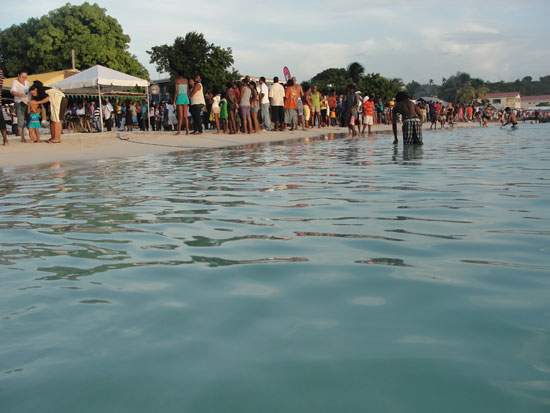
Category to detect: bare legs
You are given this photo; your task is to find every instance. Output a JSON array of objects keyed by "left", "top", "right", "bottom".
[
  {"left": 251, "top": 111, "right": 259, "bottom": 133},
  {"left": 48, "top": 122, "right": 62, "bottom": 143},
  {"left": 214, "top": 113, "right": 220, "bottom": 134},
  {"left": 175, "top": 104, "right": 189, "bottom": 135},
  {"left": 228, "top": 110, "right": 236, "bottom": 134}
]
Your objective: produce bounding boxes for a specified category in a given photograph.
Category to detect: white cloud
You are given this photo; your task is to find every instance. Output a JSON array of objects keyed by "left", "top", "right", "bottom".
[{"left": 1, "top": 0, "right": 549, "bottom": 83}]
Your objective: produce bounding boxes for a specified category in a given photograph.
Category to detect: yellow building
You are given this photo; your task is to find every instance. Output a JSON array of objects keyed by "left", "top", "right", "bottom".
[{"left": 486, "top": 92, "right": 521, "bottom": 109}]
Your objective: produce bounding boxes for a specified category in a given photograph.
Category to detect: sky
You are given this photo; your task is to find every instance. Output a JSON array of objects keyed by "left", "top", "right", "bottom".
[{"left": 1, "top": 0, "right": 549, "bottom": 84}]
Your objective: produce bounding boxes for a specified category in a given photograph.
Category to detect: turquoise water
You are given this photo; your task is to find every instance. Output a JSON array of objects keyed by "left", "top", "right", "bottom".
[{"left": 1, "top": 126, "right": 549, "bottom": 412}]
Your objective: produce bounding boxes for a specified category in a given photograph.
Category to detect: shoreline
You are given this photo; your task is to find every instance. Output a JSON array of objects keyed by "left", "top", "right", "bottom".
[{"left": 1, "top": 122, "right": 492, "bottom": 170}]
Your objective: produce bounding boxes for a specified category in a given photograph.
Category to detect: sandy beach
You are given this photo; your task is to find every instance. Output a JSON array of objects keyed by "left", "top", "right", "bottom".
[{"left": 0, "top": 122, "right": 485, "bottom": 169}]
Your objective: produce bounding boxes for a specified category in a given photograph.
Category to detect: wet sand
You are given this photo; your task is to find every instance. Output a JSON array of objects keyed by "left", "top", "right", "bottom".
[{"left": 0, "top": 122, "right": 487, "bottom": 169}]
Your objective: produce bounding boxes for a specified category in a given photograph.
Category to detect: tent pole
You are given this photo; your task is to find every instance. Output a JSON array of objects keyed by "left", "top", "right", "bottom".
[
  {"left": 98, "top": 83, "right": 104, "bottom": 132},
  {"left": 146, "top": 86, "right": 150, "bottom": 131}
]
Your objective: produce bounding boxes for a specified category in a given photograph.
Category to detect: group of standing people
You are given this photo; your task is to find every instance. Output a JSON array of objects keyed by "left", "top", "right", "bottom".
[
  {"left": 2, "top": 69, "right": 67, "bottom": 143},
  {"left": 173, "top": 74, "right": 206, "bottom": 135}
]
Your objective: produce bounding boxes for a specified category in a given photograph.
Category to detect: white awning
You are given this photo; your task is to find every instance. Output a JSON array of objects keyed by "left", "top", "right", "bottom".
[{"left": 50, "top": 65, "right": 149, "bottom": 93}]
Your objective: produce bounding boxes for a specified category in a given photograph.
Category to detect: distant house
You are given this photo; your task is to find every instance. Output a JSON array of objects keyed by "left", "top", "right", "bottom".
[
  {"left": 521, "top": 95, "right": 550, "bottom": 108},
  {"left": 486, "top": 92, "right": 521, "bottom": 109}
]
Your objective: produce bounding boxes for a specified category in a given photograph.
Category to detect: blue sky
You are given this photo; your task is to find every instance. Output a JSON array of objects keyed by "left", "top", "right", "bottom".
[{"left": 2, "top": 0, "right": 549, "bottom": 84}]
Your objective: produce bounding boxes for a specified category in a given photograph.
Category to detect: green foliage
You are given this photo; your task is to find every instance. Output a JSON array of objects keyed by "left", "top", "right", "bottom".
[
  {"left": 406, "top": 72, "right": 550, "bottom": 103},
  {"left": 486, "top": 75, "right": 550, "bottom": 96},
  {"left": 148, "top": 32, "right": 239, "bottom": 93},
  {"left": 405, "top": 80, "right": 442, "bottom": 99},
  {"left": 310, "top": 68, "right": 350, "bottom": 93},
  {"left": 406, "top": 71, "right": 488, "bottom": 104},
  {"left": 309, "top": 64, "right": 401, "bottom": 99},
  {"left": 0, "top": 2, "right": 148, "bottom": 79},
  {"left": 347, "top": 62, "right": 365, "bottom": 84}
]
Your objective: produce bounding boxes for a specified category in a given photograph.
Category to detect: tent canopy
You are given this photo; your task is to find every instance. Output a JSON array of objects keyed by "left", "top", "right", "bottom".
[
  {"left": 50, "top": 65, "right": 149, "bottom": 94},
  {"left": 419, "top": 96, "right": 446, "bottom": 104}
]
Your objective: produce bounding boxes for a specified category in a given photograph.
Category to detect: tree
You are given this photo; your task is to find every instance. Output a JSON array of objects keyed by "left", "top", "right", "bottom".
[
  {"left": 0, "top": 2, "right": 148, "bottom": 79},
  {"left": 347, "top": 62, "right": 365, "bottom": 84},
  {"left": 148, "top": 32, "right": 239, "bottom": 93},
  {"left": 310, "top": 68, "right": 351, "bottom": 93}
]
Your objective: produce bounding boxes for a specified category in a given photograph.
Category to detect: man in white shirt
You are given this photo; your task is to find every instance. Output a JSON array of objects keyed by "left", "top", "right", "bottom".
[
  {"left": 10, "top": 70, "right": 30, "bottom": 142},
  {"left": 102, "top": 98, "right": 114, "bottom": 131},
  {"left": 259, "top": 77, "right": 271, "bottom": 131},
  {"left": 269, "top": 76, "right": 285, "bottom": 131}
]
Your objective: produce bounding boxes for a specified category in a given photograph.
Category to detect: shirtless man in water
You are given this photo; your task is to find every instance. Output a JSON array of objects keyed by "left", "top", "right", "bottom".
[
  {"left": 392, "top": 92, "right": 423, "bottom": 145},
  {"left": 501, "top": 107, "right": 518, "bottom": 129}
]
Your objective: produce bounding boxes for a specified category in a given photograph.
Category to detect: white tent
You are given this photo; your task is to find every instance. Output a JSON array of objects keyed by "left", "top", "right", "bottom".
[{"left": 51, "top": 65, "right": 150, "bottom": 131}]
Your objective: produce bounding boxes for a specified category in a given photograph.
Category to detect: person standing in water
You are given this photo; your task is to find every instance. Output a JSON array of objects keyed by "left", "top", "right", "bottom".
[
  {"left": 501, "top": 107, "right": 518, "bottom": 130},
  {"left": 173, "top": 75, "right": 190, "bottom": 135},
  {"left": 392, "top": 92, "right": 423, "bottom": 145}
]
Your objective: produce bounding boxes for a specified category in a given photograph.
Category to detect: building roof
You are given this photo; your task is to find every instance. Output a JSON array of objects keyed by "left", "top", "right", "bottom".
[
  {"left": 521, "top": 95, "right": 550, "bottom": 101},
  {"left": 2, "top": 69, "right": 79, "bottom": 90},
  {"left": 486, "top": 92, "right": 520, "bottom": 98}
]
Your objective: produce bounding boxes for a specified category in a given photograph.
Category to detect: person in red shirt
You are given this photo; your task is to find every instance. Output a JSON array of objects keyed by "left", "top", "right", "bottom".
[{"left": 361, "top": 96, "right": 375, "bottom": 135}]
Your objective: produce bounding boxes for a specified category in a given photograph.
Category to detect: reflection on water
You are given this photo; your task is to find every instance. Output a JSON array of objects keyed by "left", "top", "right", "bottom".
[{"left": 1, "top": 127, "right": 549, "bottom": 412}]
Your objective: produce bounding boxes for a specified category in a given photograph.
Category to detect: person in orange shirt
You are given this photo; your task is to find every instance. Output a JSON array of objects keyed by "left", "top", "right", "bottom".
[
  {"left": 361, "top": 96, "right": 375, "bottom": 134},
  {"left": 284, "top": 79, "right": 299, "bottom": 131},
  {"left": 467, "top": 105, "right": 474, "bottom": 121}
]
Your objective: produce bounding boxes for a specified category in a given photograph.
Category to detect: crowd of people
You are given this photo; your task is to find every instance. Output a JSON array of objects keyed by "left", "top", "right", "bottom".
[{"left": 2, "top": 68, "right": 547, "bottom": 146}]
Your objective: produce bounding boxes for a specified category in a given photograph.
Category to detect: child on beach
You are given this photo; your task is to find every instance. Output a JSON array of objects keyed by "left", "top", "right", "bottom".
[
  {"left": 27, "top": 102, "right": 41, "bottom": 143},
  {"left": 219, "top": 97, "right": 228, "bottom": 133}
]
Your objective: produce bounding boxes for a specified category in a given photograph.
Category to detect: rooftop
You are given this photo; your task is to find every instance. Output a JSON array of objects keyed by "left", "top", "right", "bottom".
[{"left": 486, "top": 92, "right": 521, "bottom": 98}]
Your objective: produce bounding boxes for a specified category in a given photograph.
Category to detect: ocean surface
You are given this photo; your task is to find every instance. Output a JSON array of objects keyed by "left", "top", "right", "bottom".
[{"left": 1, "top": 125, "right": 549, "bottom": 412}]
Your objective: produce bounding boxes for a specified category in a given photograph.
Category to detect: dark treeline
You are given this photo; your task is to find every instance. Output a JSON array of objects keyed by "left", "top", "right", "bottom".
[{"left": 405, "top": 72, "right": 550, "bottom": 104}]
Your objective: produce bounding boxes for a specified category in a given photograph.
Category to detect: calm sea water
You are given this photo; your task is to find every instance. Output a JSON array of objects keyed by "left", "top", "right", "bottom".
[{"left": 1, "top": 126, "right": 549, "bottom": 412}]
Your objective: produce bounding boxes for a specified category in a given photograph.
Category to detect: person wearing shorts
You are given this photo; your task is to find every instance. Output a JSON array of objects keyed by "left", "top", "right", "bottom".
[
  {"left": 269, "top": 76, "right": 285, "bottom": 131},
  {"left": 392, "top": 92, "right": 423, "bottom": 145},
  {"left": 362, "top": 97, "right": 374, "bottom": 134},
  {"left": 239, "top": 80, "right": 253, "bottom": 134}
]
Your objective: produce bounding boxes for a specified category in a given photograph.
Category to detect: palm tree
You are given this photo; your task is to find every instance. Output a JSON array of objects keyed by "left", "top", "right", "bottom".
[{"left": 347, "top": 62, "right": 365, "bottom": 84}]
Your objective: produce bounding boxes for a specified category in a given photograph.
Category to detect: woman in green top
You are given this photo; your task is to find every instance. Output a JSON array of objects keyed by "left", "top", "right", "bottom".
[{"left": 173, "top": 75, "right": 189, "bottom": 135}]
